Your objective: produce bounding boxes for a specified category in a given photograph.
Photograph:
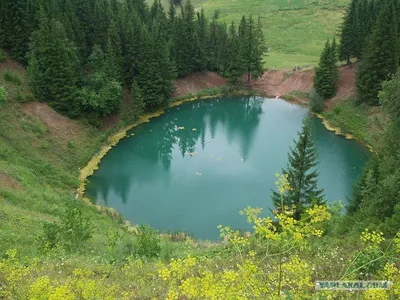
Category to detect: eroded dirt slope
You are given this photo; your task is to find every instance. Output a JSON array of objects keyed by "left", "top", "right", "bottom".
[{"left": 253, "top": 64, "right": 357, "bottom": 100}]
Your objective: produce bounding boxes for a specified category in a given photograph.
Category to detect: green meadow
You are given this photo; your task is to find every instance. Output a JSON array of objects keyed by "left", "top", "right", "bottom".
[{"left": 153, "top": 0, "right": 350, "bottom": 68}]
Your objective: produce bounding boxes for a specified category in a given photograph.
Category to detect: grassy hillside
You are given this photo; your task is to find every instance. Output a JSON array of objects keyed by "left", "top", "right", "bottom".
[
  {"left": 152, "top": 0, "right": 350, "bottom": 68},
  {"left": 2, "top": 53, "right": 400, "bottom": 298}
]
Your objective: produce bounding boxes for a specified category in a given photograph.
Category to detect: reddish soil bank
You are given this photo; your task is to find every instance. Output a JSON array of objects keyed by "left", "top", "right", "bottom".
[
  {"left": 253, "top": 64, "right": 357, "bottom": 101},
  {"left": 23, "top": 102, "right": 86, "bottom": 143},
  {"left": 174, "top": 72, "right": 227, "bottom": 98}
]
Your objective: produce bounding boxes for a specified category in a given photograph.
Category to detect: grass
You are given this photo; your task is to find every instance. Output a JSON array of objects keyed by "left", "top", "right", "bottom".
[
  {"left": 322, "top": 99, "right": 387, "bottom": 150},
  {"left": 151, "top": 0, "right": 350, "bottom": 69},
  {"left": 1, "top": 54, "right": 398, "bottom": 299}
]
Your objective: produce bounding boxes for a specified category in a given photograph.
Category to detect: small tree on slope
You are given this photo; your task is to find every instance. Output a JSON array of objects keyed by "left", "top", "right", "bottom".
[
  {"left": 272, "top": 119, "right": 325, "bottom": 220},
  {"left": 313, "top": 39, "right": 338, "bottom": 100}
]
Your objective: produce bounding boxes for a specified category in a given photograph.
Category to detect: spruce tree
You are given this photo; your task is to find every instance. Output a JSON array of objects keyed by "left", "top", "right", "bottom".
[
  {"left": 272, "top": 119, "right": 325, "bottom": 220},
  {"left": 105, "top": 18, "right": 123, "bottom": 82},
  {"left": 0, "top": 0, "right": 29, "bottom": 61},
  {"left": 313, "top": 39, "right": 338, "bottom": 99},
  {"left": 356, "top": 1, "right": 399, "bottom": 105},
  {"left": 237, "top": 15, "right": 267, "bottom": 88},
  {"left": 226, "top": 22, "right": 244, "bottom": 82},
  {"left": 28, "top": 14, "right": 79, "bottom": 116},
  {"left": 339, "top": 0, "right": 360, "bottom": 64}
]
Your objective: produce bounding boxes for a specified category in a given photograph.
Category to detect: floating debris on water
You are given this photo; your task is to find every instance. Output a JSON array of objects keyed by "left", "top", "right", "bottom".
[
  {"left": 190, "top": 152, "right": 197, "bottom": 156},
  {"left": 196, "top": 172, "right": 202, "bottom": 176},
  {"left": 192, "top": 128, "right": 197, "bottom": 131},
  {"left": 177, "top": 126, "right": 185, "bottom": 130}
]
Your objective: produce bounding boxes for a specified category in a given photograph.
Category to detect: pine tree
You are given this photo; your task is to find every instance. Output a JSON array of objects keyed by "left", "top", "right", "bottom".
[
  {"left": 0, "top": 0, "right": 29, "bottom": 61},
  {"left": 105, "top": 18, "right": 123, "bottom": 81},
  {"left": 272, "top": 119, "right": 325, "bottom": 220},
  {"left": 226, "top": 22, "right": 244, "bottom": 82},
  {"left": 356, "top": 1, "right": 399, "bottom": 105},
  {"left": 28, "top": 13, "right": 79, "bottom": 116},
  {"left": 339, "top": 0, "right": 360, "bottom": 64},
  {"left": 313, "top": 39, "right": 338, "bottom": 99},
  {"left": 237, "top": 15, "right": 267, "bottom": 88},
  {"left": 314, "top": 40, "right": 339, "bottom": 99},
  {"left": 136, "top": 24, "right": 176, "bottom": 111}
]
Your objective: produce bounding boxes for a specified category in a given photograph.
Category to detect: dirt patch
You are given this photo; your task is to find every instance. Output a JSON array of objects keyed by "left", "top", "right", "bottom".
[
  {"left": 0, "top": 172, "right": 22, "bottom": 190},
  {"left": 23, "top": 102, "right": 86, "bottom": 143},
  {"left": 174, "top": 72, "right": 227, "bottom": 98},
  {"left": 253, "top": 65, "right": 357, "bottom": 102},
  {"left": 0, "top": 55, "right": 26, "bottom": 73}
]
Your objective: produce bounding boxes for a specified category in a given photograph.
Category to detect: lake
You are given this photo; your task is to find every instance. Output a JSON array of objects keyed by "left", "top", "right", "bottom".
[{"left": 86, "top": 96, "right": 370, "bottom": 240}]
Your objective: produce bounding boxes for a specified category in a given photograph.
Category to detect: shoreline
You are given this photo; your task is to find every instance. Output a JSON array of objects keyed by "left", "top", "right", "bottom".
[{"left": 77, "top": 92, "right": 374, "bottom": 234}]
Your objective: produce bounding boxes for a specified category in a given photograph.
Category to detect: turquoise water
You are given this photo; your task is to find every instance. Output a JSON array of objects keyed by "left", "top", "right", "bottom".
[{"left": 86, "top": 96, "right": 370, "bottom": 240}]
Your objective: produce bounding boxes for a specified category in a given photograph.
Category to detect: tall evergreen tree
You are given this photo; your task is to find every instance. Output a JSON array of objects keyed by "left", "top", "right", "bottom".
[
  {"left": 313, "top": 38, "right": 338, "bottom": 99},
  {"left": 237, "top": 15, "right": 267, "bottom": 87},
  {"left": 272, "top": 119, "right": 325, "bottom": 220},
  {"left": 356, "top": 0, "right": 399, "bottom": 105},
  {"left": 0, "top": 0, "right": 29, "bottom": 61},
  {"left": 339, "top": 0, "right": 361, "bottom": 63},
  {"left": 28, "top": 13, "right": 79, "bottom": 115}
]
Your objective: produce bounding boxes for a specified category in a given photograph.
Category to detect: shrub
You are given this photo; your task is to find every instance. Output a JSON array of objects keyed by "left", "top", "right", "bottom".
[
  {"left": 0, "top": 86, "right": 7, "bottom": 104},
  {"left": 40, "top": 201, "right": 92, "bottom": 252},
  {"left": 309, "top": 88, "right": 325, "bottom": 113},
  {"left": 0, "top": 49, "right": 6, "bottom": 62},
  {"left": 4, "top": 71, "right": 22, "bottom": 85},
  {"left": 135, "top": 225, "right": 161, "bottom": 258}
]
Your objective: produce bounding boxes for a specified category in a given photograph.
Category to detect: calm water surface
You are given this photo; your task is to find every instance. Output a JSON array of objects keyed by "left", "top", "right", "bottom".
[{"left": 86, "top": 96, "right": 370, "bottom": 240}]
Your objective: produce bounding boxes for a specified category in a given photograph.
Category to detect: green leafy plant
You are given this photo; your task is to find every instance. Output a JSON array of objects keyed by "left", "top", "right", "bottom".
[
  {"left": 40, "top": 201, "right": 92, "bottom": 252},
  {"left": 0, "top": 49, "right": 6, "bottom": 63},
  {"left": 0, "top": 86, "right": 7, "bottom": 104},
  {"left": 309, "top": 88, "right": 325, "bottom": 113},
  {"left": 4, "top": 71, "right": 22, "bottom": 86},
  {"left": 135, "top": 225, "right": 161, "bottom": 258}
]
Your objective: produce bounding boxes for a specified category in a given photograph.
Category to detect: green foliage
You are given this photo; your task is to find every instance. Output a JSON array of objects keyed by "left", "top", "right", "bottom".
[
  {"left": 356, "top": 1, "right": 399, "bottom": 105},
  {"left": 309, "top": 88, "right": 324, "bottom": 113},
  {"left": 40, "top": 201, "right": 92, "bottom": 253},
  {"left": 272, "top": 119, "right": 325, "bottom": 219},
  {"left": 4, "top": 71, "right": 22, "bottom": 86},
  {"left": 0, "top": 86, "right": 7, "bottom": 104},
  {"left": 78, "top": 72, "right": 122, "bottom": 118},
  {"left": 313, "top": 38, "right": 338, "bottom": 99},
  {"left": 136, "top": 225, "right": 161, "bottom": 258},
  {"left": 0, "top": 49, "right": 6, "bottom": 62},
  {"left": 28, "top": 14, "right": 79, "bottom": 116}
]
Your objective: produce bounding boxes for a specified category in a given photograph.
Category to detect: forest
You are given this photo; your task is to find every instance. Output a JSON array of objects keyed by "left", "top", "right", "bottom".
[
  {"left": 1, "top": 0, "right": 400, "bottom": 298},
  {"left": 0, "top": 0, "right": 266, "bottom": 122}
]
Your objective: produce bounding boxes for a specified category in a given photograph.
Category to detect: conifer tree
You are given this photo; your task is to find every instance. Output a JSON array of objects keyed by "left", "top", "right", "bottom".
[
  {"left": 314, "top": 39, "right": 338, "bottom": 99},
  {"left": 272, "top": 119, "right": 325, "bottom": 220},
  {"left": 356, "top": 1, "right": 399, "bottom": 105},
  {"left": 136, "top": 24, "right": 176, "bottom": 111},
  {"left": 226, "top": 22, "right": 244, "bottom": 82},
  {"left": 339, "top": 0, "right": 360, "bottom": 64},
  {"left": 0, "top": 0, "right": 29, "bottom": 61},
  {"left": 28, "top": 13, "right": 79, "bottom": 115},
  {"left": 105, "top": 18, "right": 123, "bottom": 82},
  {"left": 237, "top": 15, "right": 267, "bottom": 88}
]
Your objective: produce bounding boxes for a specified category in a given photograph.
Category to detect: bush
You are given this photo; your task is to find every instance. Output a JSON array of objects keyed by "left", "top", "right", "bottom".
[
  {"left": 40, "top": 201, "right": 92, "bottom": 252},
  {"left": 4, "top": 71, "right": 22, "bottom": 85},
  {"left": 0, "top": 86, "right": 7, "bottom": 104},
  {"left": 135, "top": 225, "right": 161, "bottom": 258},
  {"left": 309, "top": 88, "right": 325, "bottom": 113},
  {"left": 0, "top": 49, "right": 6, "bottom": 63}
]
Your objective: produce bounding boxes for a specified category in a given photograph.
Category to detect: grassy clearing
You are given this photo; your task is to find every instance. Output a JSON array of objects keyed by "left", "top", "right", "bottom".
[
  {"left": 152, "top": 0, "right": 350, "bottom": 69},
  {"left": 322, "top": 99, "right": 387, "bottom": 150}
]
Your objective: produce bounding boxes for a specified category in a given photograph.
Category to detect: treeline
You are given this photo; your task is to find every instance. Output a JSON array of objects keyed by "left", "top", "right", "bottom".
[
  {"left": 0, "top": 0, "right": 267, "bottom": 120},
  {"left": 331, "top": 0, "right": 400, "bottom": 235},
  {"left": 340, "top": 0, "right": 400, "bottom": 105}
]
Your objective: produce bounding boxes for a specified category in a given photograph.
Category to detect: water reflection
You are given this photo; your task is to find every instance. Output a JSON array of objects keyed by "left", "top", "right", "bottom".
[{"left": 85, "top": 97, "right": 369, "bottom": 240}]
